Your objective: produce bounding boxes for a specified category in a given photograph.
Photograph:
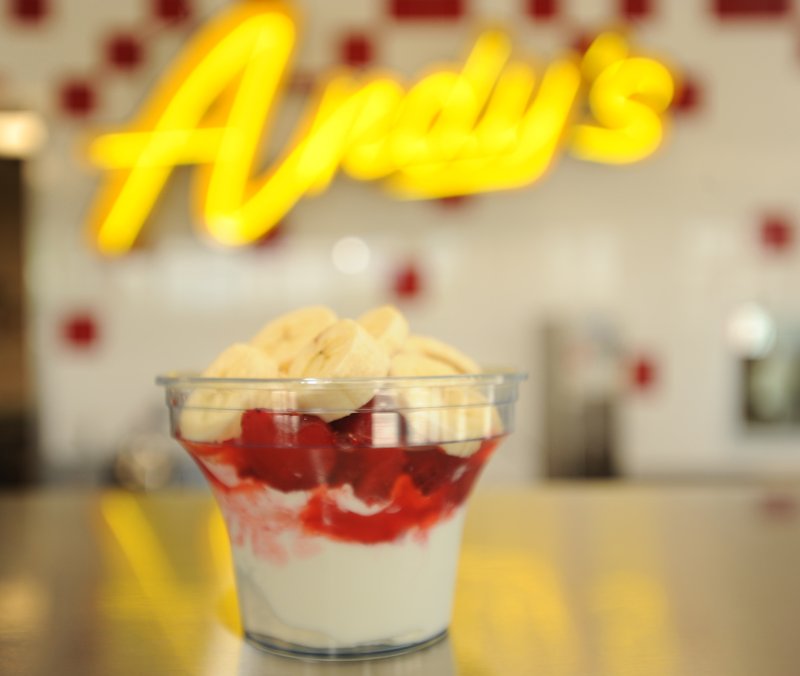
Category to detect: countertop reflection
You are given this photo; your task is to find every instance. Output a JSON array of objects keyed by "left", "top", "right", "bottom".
[{"left": 2, "top": 485, "right": 800, "bottom": 675}]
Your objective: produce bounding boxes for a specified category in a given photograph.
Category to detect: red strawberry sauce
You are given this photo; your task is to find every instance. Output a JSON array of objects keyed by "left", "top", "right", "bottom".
[{"left": 180, "top": 408, "right": 501, "bottom": 546}]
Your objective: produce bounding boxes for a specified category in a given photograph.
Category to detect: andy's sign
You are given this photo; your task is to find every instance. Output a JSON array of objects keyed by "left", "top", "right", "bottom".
[{"left": 87, "top": 1, "right": 674, "bottom": 255}]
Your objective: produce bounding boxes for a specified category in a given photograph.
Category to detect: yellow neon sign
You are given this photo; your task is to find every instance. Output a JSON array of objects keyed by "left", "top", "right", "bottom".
[{"left": 87, "top": 1, "right": 674, "bottom": 255}]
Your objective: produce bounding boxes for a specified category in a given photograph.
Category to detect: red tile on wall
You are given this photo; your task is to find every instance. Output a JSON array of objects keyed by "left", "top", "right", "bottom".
[
  {"left": 673, "top": 77, "right": 702, "bottom": 113},
  {"left": 526, "top": 0, "right": 559, "bottom": 19},
  {"left": 10, "top": 0, "right": 49, "bottom": 23},
  {"left": 390, "top": 0, "right": 464, "bottom": 20},
  {"left": 62, "top": 313, "right": 100, "bottom": 349},
  {"left": 106, "top": 34, "right": 144, "bottom": 71},
  {"left": 760, "top": 215, "right": 793, "bottom": 252},
  {"left": 59, "top": 80, "right": 97, "bottom": 117},
  {"left": 621, "top": 0, "right": 652, "bottom": 19},
  {"left": 572, "top": 32, "right": 596, "bottom": 55},
  {"left": 153, "top": 0, "right": 192, "bottom": 24},
  {"left": 341, "top": 33, "right": 374, "bottom": 67},
  {"left": 714, "top": 0, "right": 790, "bottom": 17},
  {"left": 630, "top": 356, "right": 658, "bottom": 391},
  {"left": 393, "top": 261, "right": 423, "bottom": 299}
]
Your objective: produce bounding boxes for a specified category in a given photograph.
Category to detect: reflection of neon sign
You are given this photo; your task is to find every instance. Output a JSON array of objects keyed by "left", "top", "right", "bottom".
[{"left": 86, "top": 2, "right": 674, "bottom": 256}]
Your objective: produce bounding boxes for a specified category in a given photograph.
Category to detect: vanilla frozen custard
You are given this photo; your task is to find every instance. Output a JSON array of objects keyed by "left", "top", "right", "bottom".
[{"left": 163, "top": 305, "right": 519, "bottom": 657}]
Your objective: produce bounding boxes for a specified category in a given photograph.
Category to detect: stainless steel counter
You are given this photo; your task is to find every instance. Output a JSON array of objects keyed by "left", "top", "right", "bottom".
[{"left": 1, "top": 485, "right": 799, "bottom": 675}]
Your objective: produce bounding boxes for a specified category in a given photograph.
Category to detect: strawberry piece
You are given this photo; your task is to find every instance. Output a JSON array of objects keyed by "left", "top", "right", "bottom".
[
  {"left": 330, "top": 445, "right": 407, "bottom": 504},
  {"left": 331, "top": 411, "right": 376, "bottom": 447},
  {"left": 328, "top": 447, "right": 362, "bottom": 488},
  {"left": 296, "top": 414, "right": 336, "bottom": 447},
  {"left": 405, "top": 446, "right": 469, "bottom": 496},
  {"left": 331, "top": 403, "right": 406, "bottom": 448},
  {"left": 351, "top": 447, "right": 407, "bottom": 504},
  {"left": 239, "top": 409, "right": 280, "bottom": 445},
  {"left": 239, "top": 410, "right": 336, "bottom": 492}
]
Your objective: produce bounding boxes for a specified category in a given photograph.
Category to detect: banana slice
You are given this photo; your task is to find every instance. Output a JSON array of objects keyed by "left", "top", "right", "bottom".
[
  {"left": 438, "top": 388, "right": 504, "bottom": 457},
  {"left": 358, "top": 305, "right": 409, "bottom": 356},
  {"left": 390, "top": 351, "right": 501, "bottom": 456},
  {"left": 404, "top": 334, "right": 481, "bottom": 374},
  {"left": 250, "top": 306, "right": 337, "bottom": 370},
  {"left": 390, "top": 351, "right": 459, "bottom": 378},
  {"left": 180, "top": 343, "right": 279, "bottom": 442},
  {"left": 286, "top": 319, "right": 390, "bottom": 421}
]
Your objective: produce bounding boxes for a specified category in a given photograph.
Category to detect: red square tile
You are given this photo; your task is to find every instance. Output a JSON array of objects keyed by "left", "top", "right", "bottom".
[
  {"left": 390, "top": 0, "right": 464, "bottom": 20},
  {"left": 622, "top": 0, "right": 652, "bottom": 19},
  {"left": 673, "top": 77, "right": 701, "bottom": 112},
  {"left": 106, "top": 34, "right": 144, "bottom": 71},
  {"left": 572, "top": 32, "right": 596, "bottom": 55},
  {"left": 59, "top": 80, "right": 97, "bottom": 118},
  {"left": 62, "top": 313, "right": 100, "bottom": 349},
  {"left": 10, "top": 0, "right": 49, "bottom": 23},
  {"left": 153, "top": 0, "right": 192, "bottom": 24},
  {"left": 630, "top": 356, "right": 658, "bottom": 390},
  {"left": 393, "top": 261, "right": 423, "bottom": 299},
  {"left": 341, "top": 33, "right": 374, "bottom": 67},
  {"left": 761, "top": 216, "right": 793, "bottom": 251},
  {"left": 714, "top": 0, "right": 790, "bottom": 17},
  {"left": 526, "top": 0, "right": 559, "bottom": 19}
]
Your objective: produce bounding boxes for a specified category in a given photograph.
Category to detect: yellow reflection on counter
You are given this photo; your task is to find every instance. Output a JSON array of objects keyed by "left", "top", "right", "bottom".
[
  {"left": 207, "top": 504, "right": 240, "bottom": 636},
  {"left": 100, "top": 493, "right": 194, "bottom": 669},
  {"left": 585, "top": 499, "right": 681, "bottom": 676},
  {"left": 591, "top": 573, "right": 676, "bottom": 676},
  {"left": 453, "top": 546, "right": 581, "bottom": 676},
  {"left": 99, "top": 493, "right": 237, "bottom": 672}
]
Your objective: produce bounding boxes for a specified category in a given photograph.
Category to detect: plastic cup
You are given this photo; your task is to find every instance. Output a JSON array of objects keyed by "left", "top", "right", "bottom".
[{"left": 158, "top": 372, "right": 524, "bottom": 660}]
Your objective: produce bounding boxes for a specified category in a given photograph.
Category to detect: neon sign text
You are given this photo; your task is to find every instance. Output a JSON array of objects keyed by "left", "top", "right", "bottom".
[{"left": 87, "top": 3, "right": 674, "bottom": 255}]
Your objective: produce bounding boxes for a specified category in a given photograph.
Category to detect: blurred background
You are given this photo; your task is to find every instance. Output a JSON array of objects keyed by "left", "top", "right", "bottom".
[{"left": 2, "top": 0, "right": 800, "bottom": 490}]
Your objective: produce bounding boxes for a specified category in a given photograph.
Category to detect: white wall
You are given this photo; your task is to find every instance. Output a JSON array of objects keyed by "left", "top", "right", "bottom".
[{"left": 4, "top": 0, "right": 800, "bottom": 481}]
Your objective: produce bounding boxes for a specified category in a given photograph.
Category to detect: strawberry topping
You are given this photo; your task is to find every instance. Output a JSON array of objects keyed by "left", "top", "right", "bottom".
[
  {"left": 405, "top": 447, "right": 469, "bottom": 495},
  {"left": 179, "top": 411, "right": 502, "bottom": 544},
  {"left": 237, "top": 410, "right": 336, "bottom": 491}
]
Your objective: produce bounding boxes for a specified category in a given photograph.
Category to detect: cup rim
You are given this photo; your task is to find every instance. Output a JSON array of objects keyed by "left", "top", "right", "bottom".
[{"left": 156, "top": 369, "right": 527, "bottom": 389}]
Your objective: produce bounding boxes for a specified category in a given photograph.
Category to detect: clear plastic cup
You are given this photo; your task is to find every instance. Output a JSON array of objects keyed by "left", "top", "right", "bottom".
[{"left": 158, "top": 372, "right": 524, "bottom": 660}]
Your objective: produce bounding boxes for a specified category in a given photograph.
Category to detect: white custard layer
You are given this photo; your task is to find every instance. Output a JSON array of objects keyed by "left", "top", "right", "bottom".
[{"left": 229, "top": 503, "right": 467, "bottom": 649}]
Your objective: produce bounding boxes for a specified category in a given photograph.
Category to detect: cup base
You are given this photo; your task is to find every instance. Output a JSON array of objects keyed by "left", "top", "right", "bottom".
[{"left": 243, "top": 628, "right": 448, "bottom": 662}]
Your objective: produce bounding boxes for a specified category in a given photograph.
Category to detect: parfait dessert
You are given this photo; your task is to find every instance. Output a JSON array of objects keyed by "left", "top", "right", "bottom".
[{"left": 159, "top": 305, "right": 523, "bottom": 659}]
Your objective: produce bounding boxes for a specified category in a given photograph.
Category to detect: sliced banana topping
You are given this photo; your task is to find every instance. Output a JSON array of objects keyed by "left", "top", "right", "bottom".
[
  {"left": 389, "top": 351, "right": 501, "bottom": 456},
  {"left": 250, "top": 305, "right": 337, "bottom": 370},
  {"left": 390, "top": 352, "right": 459, "bottom": 378},
  {"left": 180, "top": 343, "right": 279, "bottom": 442},
  {"left": 180, "top": 306, "right": 499, "bottom": 454},
  {"left": 358, "top": 305, "right": 410, "bottom": 356},
  {"left": 438, "top": 388, "right": 504, "bottom": 457},
  {"left": 205, "top": 342, "right": 279, "bottom": 379},
  {"left": 403, "top": 334, "right": 481, "bottom": 374},
  {"left": 286, "top": 319, "right": 390, "bottom": 421}
]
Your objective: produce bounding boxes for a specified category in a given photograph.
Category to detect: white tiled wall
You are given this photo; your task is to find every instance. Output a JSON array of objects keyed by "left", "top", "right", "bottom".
[{"left": 5, "top": 0, "right": 800, "bottom": 482}]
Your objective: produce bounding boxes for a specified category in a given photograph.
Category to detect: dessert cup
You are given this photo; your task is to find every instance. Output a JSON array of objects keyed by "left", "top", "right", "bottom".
[{"left": 158, "top": 372, "right": 524, "bottom": 660}]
